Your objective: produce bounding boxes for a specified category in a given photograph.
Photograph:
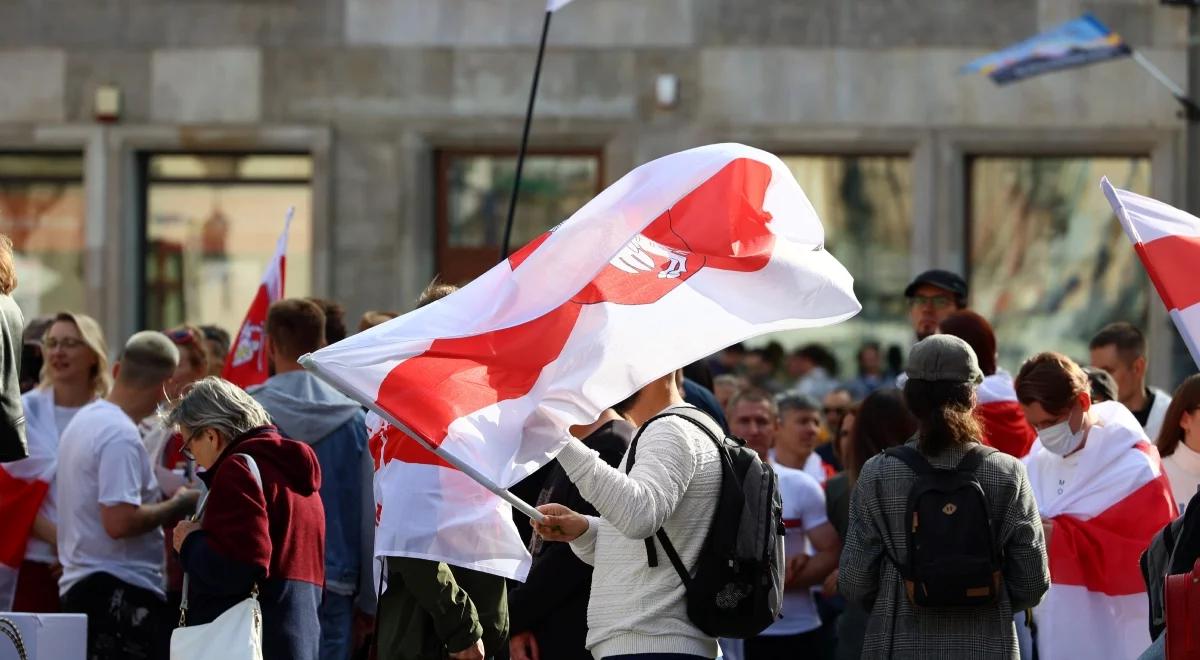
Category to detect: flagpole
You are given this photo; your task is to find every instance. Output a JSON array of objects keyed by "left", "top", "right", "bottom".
[
  {"left": 499, "top": 9, "right": 553, "bottom": 260},
  {"left": 1129, "top": 49, "right": 1200, "bottom": 115},
  {"left": 298, "top": 355, "right": 546, "bottom": 522}
]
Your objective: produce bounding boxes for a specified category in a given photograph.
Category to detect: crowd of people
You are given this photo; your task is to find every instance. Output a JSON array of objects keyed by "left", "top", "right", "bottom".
[{"left": 0, "top": 213, "right": 1198, "bottom": 660}]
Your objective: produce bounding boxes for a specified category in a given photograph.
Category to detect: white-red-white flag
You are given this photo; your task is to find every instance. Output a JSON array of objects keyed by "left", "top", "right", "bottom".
[
  {"left": 1102, "top": 177, "right": 1200, "bottom": 369},
  {"left": 976, "top": 372, "right": 1037, "bottom": 458},
  {"left": 1024, "top": 402, "right": 1178, "bottom": 660},
  {"left": 0, "top": 390, "right": 60, "bottom": 609},
  {"left": 303, "top": 143, "right": 861, "bottom": 578},
  {"left": 222, "top": 210, "right": 292, "bottom": 388}
]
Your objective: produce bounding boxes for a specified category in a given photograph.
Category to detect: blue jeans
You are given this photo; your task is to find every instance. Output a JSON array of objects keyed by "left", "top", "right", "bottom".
[{"left": 318, "top": 591, "right": 355, "bottom": 660}]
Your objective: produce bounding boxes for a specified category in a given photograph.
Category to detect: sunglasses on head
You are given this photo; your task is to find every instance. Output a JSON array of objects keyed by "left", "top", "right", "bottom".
[{"left": 166, "top": 328, "right": 199, "bottom": 346}]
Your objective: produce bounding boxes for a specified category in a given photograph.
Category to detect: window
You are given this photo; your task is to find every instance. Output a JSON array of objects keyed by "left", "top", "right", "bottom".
[
  {"left": 968, "top": 156, "right": 1151, "bottom": 371},
  {"left": 775, "top": 155, "right": 915, "bottom": 379},
  {"left": 436, "top": 150, "right": 602, "bottom": 284},
  {"left": 142, "top": 153, "right": 313, "bottom": 333},
  {"left": 0, "top": 153, "right": 86, "bottom": 319}
]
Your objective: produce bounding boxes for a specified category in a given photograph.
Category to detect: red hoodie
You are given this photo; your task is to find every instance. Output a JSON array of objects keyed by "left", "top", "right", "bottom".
[{"left": 976, "top": 372, "right": 1037, "bottom": 459}]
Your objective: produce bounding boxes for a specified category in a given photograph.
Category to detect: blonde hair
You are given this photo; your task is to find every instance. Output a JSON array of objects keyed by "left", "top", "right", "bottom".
[
  {"left": 0, "top": 234, "right": 17, "bottom": 295},
  {"left": 41, "top": 312, "right": 112, "bottom": 397}
]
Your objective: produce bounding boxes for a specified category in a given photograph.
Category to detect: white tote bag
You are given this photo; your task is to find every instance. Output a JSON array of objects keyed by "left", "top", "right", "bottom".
[{"left": 170, "top": 453, "right": 265, "bottom": 660}]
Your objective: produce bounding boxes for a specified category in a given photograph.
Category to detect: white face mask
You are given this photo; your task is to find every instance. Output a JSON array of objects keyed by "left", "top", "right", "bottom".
[{"left": 1038, "top": 412, "right": 1085, "bottom": 456}]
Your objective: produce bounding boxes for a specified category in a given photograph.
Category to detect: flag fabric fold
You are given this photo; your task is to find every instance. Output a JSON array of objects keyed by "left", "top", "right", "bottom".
[
  {"left": 1102, "top": 177, "right": 1200, "bottom": 369},
  {"left": 961, "top": 13, "right": 1129, "bottom": 84},
  {"left": 304, "top": 143, "right": 861, "bottom": 578},
  {"left": 1024, "top": 402, "right": 1178, "bottom": 660},
  {"left": 221, "top": 210, "right": 292, "bottom": 388},
  {"left": 976, "top": 372, "right": 1037, "bottom": 458},
  {"left": 0, "top": 389, "right": 60, "bottom": 609}
]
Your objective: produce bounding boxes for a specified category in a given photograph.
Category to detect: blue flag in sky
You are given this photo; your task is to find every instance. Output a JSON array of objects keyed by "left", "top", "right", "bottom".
[{"left": 962, "top": 13, "right": 1130, "bottom": 84}]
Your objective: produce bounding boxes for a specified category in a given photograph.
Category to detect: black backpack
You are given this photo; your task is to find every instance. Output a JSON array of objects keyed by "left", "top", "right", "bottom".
[
  {"left": 624, "top": 406, "right": 785, "bottom": 638},
  {"left": 881, "top": 443, "right": 1003, "bottom": 608}
]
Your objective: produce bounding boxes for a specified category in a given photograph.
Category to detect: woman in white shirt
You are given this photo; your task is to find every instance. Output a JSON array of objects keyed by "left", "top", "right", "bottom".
[
  {"left": 10, "top": 312, "right": 109, "bottom": 612},
  {"left": 1156, "top": 375, "right": 1200, "bottom": 513}
]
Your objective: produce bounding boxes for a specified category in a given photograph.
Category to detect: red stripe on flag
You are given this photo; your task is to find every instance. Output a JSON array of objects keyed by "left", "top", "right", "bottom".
[
  {"left": 1135, "top": 234, "right": 1200, "bottom": 311},
  {"left": 0, "top": 469, "right": 48, "bottom": 567},
  {"left": 375, "top": 158, "right": 776, "bottom": 465},
  {"left": 1048, "top": 472, "right": 1177, "bottom": 596},
  {"left": 782, "top": 518, "right": 804, "bottom": 529}
]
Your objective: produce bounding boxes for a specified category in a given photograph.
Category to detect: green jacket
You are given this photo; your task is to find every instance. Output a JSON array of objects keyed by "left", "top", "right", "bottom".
[{"left": 377, "top": 556, "right": 509, "bottom": 660}]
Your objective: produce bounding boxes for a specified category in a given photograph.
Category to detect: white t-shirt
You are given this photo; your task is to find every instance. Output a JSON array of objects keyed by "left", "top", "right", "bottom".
[
  {"left": 803, "top": 451, "right": 828, "bottom": 485},
  {"left": 56, "top": 399, "right": 165, "bottom": 598},
  {"left": 762, "top": 461, "right": 827, "bottom": 636}
]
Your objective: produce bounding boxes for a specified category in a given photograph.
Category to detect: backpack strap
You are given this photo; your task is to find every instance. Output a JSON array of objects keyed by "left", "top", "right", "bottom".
[
  {"left": 883, "top": 445, "right": 934, "bottom": 476},
  {"left": 954, "top": 444, "right": 997, "bottom": 474},
  {"left": 623, "top": 407, "right": 725, "bottom": 574}
]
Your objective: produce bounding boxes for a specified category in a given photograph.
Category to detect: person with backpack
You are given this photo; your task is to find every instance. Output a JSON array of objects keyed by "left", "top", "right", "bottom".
[
  {"left": 838, "top": 335, "right": 1049, "bottom": 659},
  {"left": 531, "top": 368, "right": 742, "bottom": 659}
]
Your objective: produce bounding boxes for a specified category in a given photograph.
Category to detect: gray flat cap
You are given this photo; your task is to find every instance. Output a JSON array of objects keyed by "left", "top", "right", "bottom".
[{"left": 905, "top": 334, "right": 983, "bottom": 385}]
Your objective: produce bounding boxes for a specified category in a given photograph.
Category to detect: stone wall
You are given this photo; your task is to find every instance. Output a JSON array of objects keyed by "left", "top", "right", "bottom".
[{"left": 0, "top": 0, "right": 1191, "bottom": 353}]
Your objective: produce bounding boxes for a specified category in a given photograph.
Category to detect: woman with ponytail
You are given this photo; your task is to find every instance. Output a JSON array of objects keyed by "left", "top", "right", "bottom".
[{"left": 837, "top": 335, "right": 1049, "bottom": 659}]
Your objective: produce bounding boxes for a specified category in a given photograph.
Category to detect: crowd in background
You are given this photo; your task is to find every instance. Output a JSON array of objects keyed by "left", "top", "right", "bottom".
[{"left": 1, "top": 213, "right": 1199, "bottom": 660}]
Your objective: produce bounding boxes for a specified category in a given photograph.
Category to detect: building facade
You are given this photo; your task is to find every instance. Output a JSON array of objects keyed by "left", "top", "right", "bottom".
[{"left": 0, "top": 0, "right": 1192, "bottom": 383}]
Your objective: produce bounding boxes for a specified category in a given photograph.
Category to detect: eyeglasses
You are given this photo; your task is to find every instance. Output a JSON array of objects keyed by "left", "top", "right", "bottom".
[
  {"left": 179, "top": 428, "right": 205, "bottom": 461},
  {"left": 823, "top": 407, "right": 848, "bottom": 417},
  {"left": 43, "top": 337, "right": 85, "bottom": 351},
  {"left": 908, "top": 294, "right": 954, "bottom": 310}
]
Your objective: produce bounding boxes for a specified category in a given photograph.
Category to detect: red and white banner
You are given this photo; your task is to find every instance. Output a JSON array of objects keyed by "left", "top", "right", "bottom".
[
  {"left": 365, "top": 413, "right": 532, "bottom": 579},
  {"left": 304, "top": 143, "right": 860, "bottom": 576},
  {"left": 1024, "top": 401, "right": 1178, "bottom": 660},
  {"left": 221, "top": 210, "right": 291, "bottom": 388},
  {"left": 1102, "top": 178, "right": 1200, "bottom": 369},
  {"left": 0, "top": 389, "right": 60, "bottom": 609},
  {"left": 976, "top": 372, "right": 1037, "bottom": 458}
]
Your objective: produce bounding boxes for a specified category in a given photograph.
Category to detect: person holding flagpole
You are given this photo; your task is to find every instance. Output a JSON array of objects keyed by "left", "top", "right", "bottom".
[{"left": 533, "top": 369, "right": 723, "bottom": 660}]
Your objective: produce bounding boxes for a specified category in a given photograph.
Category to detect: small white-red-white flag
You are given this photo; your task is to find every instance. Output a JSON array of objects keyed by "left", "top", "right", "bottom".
[
  {"left": 1102, "top": 177, "right": 1200, "bottom": 369},
  {"left": 222, "top": 209, "right": 292, "bottom": 388},
  {"left": 303, "top": 143, "right": 861, "bottom": 579},
  {"left": 546, "top": 0, "right": 575, "bottom": 11}
]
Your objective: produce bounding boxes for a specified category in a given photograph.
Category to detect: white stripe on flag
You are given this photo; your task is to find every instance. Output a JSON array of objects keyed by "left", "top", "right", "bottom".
[
  {"left": 1171, "top": 306, "right": 1200, "bottom": 369},
  {"left": 546, "top": 0, "right": 575, "bottom": 11}
]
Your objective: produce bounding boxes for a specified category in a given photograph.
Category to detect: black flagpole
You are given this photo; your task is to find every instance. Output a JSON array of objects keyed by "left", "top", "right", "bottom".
[{"left": 500, "top": 9, "right": 553, "bottom": 260}]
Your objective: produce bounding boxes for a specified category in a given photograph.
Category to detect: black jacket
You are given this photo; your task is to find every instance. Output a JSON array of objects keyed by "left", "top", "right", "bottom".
[
  {"left": 0, "top": 294, "right": 26, "bottom": 462},
  {"left": 1141, "top": 489, "right": 1200, "bottom": 639},
  {"left": 508, "top": 419, "right": 634, "bottom": 659}
]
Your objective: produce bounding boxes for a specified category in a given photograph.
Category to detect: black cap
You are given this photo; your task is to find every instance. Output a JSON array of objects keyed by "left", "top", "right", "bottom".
[
  {"left": 904, "top": 269, "right": 968, "bottom": 303},
  {"left": 1083, "top": 367, "right": 1118, "bottom": 403}
]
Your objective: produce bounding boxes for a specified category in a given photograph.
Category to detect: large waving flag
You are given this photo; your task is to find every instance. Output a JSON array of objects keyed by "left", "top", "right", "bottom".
[
  {"left": 222, "top": 210, "right": 291, "bottom": 388},
  {"left": 962, "top": 13, "right": 1129, "bottom": 84},
  {"left": 303, "top": 143, "right": 861, "bottom": 578},
  {"left": 1024, "top": 402, "right": 1178, "bottom": 660},
  {"left": 1102, "top": 177, "right": 1200, "bottom": 369}
]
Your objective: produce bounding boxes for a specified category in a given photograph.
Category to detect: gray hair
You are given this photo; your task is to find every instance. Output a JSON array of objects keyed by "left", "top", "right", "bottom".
[{"left": 164, "top": 376, "right": 272, "bottom": 442}]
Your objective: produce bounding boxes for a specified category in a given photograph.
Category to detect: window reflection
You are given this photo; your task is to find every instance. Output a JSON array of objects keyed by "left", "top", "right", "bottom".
[
  {"left": 437, "top": 151, "right": 601, "bottom": 284},
  {"left": 0, "top": 153, "right": 86, "bottom": 318},
  {"left": 969, "top": 156, "right": 1151, "bottom": 371},
  {"left": 143, "top": 153, "right": 312, "bottom": 334},
  {"left": 769, "top": 155, "right": 915, "bottom": 375}
]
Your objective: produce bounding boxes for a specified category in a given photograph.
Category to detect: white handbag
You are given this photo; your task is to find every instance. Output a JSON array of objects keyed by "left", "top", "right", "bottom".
[{"left": 170, "top": 453, "right": 265, "bottom": 660}]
